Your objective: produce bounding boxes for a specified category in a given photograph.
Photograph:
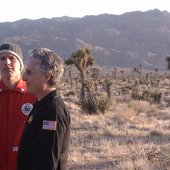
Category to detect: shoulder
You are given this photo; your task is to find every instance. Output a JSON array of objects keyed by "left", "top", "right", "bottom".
[
  {"left": 52, "top": 93, "right": 70, "bottom": 118},
  {"left": 19, "top": 79, "right": 37, "bottom": 101}
]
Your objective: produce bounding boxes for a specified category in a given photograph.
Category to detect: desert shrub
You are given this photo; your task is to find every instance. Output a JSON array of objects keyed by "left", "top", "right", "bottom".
[
  {"left": 150, "top": 90, "right": 162, "bottom": 104},
  {"left": 97, "top": 97, "right": 113, "bottom": 113},
  {"left": 131, "top": 87, "right": 142, "bottom": 100},
  {"left": 146, "top": 144, "right": 170, "bottom": 169},
  {"left": 131, "top": 88, "right": 162, "bottom": 104},
  {"left": 78, "top": 96, "right": 113, "bottom": 115},
  {"left": 64, "top": 90, "right": 77, "bottom": 96}
]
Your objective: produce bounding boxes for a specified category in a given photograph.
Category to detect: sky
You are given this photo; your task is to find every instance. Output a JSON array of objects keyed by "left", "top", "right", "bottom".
[{"left": 1, "top": 0, "right": 170, "bottom": 22}]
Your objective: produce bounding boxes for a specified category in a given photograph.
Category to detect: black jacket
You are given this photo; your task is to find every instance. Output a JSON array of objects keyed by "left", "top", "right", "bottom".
[{"left": 17, "top": 90, "right": 71, "bottom": 170}]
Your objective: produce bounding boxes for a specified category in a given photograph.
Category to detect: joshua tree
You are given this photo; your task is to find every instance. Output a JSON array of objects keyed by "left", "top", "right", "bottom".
[
  {"left": 64, "top": 65, "right": 74, "bottom": 89},
  {"left": 112, "top": 67, "right": 118, "bottom": 79},
  {"left": 120, "top": 70, "right": 125, "bottom": 80},
  {"left": 166, "top": 56, "right": 170, "bottom": 70},
  {"left": 154, "top": 68, "right": 158, "bottom": 76},
  {"left": 104, "top": 78, "right": 112, "bottom": 98},
  {"left": 65, "top": 47, "right": 95, "bottom": 100},
  {"left": 91, "top": 66, "right": 100, "bottom": 91},
  {"left": 132, "top": 64, "right": 142, "bottom": 76}
]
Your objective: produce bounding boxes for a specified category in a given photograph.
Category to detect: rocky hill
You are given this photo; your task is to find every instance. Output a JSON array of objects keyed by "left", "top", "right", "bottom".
[{"left": 0, "top": 9, "right": 170, "bottom": 70}]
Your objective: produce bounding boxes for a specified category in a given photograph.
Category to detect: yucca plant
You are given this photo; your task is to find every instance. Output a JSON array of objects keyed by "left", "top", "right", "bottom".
[
  {"left": 78, "top": 97, "right": 98, "bottom": 114},
  {"left": 78, "top": 96, "right": 113, "bottom": 115},
  {"left": 97, "top": 97, "right": 113, "bottom": 114}
]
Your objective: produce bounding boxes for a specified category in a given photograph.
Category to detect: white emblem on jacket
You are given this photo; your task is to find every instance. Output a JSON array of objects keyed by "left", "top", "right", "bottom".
[{"left": 21, "top": 103, "right": 33, "bottom": 115}]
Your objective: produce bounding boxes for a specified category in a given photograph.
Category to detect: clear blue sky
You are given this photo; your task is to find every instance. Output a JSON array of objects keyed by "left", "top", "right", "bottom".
[{"left": 1, "top": 0, "right": 170, "bottom": 22}]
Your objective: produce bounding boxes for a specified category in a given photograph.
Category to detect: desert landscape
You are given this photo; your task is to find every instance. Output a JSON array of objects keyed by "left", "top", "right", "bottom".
[{"left": 61, "top": 65, "right": 170, "bottom": 170}]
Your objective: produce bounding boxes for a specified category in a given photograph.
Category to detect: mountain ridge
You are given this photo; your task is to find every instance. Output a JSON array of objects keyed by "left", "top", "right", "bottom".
[{"left": 0, "top": 9, "right": 170, "bottom": 70}]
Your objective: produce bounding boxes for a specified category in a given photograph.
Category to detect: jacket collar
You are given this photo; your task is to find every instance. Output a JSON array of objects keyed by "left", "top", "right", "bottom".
[
  {"left": 34, "top": 90, "right": 60, "bottom": 107},
  {"left": 0, "top": 79, "right": 26, "bottom": 93}
]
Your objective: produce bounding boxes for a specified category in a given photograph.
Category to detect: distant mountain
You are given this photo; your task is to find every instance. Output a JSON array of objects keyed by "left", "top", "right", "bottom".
[{"left": 0, "top": 9, "right": 170, "bottom": 70}]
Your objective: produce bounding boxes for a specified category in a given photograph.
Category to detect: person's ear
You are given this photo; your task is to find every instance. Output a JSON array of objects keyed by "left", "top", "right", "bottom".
[{"left": 45, "top": 73, "right": 51, "bottom": 81}]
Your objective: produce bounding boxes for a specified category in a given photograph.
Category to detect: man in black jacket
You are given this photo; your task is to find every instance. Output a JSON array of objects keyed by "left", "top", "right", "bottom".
[{"left": 17, "top": 48, "right": 70, "bottom": 170}]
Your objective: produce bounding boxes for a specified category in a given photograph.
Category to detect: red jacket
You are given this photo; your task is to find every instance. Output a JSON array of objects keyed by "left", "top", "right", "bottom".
[{"left": 0, "top": 79, "right": 36, "bottom": 170}]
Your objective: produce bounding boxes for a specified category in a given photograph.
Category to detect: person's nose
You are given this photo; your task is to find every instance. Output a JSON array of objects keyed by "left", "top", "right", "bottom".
[{"left": 5, "top": 58, "right": 11, "bottom": 65}]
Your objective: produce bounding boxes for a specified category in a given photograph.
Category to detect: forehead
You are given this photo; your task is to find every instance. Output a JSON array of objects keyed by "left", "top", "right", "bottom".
[
  {"left": 26, "top": 59, "right": 39, "bottom": 71},
  {"left": 27, "top": 59, "right": 36, "bottom": 67},
  {"left": 0, "top": 52, "right": 17, "bottom": 58}
]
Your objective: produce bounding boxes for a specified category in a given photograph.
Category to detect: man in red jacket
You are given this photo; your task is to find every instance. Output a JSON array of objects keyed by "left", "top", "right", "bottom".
[{"left": 0, "top": 43, "right": 36, "bottom": 170}]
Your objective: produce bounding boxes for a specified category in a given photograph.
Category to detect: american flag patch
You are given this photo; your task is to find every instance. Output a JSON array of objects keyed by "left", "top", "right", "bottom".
[{"left": 42, "top": 120, "right": 57, "bottom": 131}]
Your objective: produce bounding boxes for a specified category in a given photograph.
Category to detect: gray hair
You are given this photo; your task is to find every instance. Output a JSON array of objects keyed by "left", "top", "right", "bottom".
[{"left": 30, "top": 48, "right": 64, "bottom": 88}]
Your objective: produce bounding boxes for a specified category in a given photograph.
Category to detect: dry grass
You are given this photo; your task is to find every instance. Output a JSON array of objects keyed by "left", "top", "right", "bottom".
[
  {"left": 64, "top": 97, "right": 170, "bottom": 170},
  {"left": 61, "top": 69, "right": 170, "bottom": 170}
]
